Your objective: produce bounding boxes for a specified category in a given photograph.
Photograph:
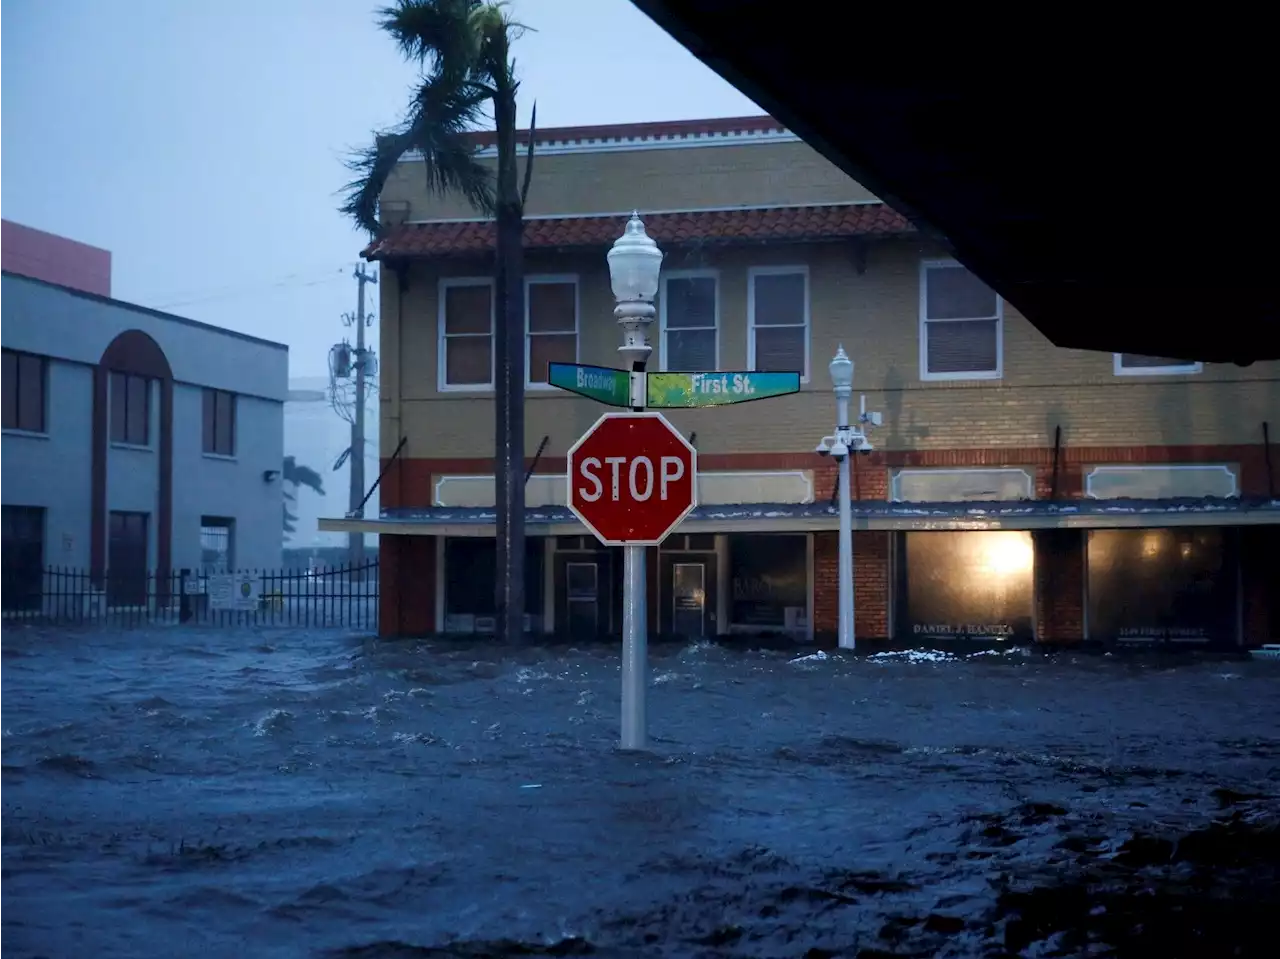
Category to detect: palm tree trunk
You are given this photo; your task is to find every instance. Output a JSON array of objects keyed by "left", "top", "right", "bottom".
[{"left": 492, "top": 88, "right": 525, "bottom": 645}]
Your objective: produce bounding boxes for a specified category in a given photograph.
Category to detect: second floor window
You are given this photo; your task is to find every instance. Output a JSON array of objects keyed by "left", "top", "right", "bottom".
[
  {"left": 439, "top": 279, "right": 493, "bottom": 389},
  {"left": 748, "top": 267, "right": 809, "bottom": 377},
  {"left": 920, "top": 260, "right": 1002, "bottom": 380},
  {"left": 526, "top": 277, "right": 578, "bottom": 385},
  {"left": 2, "top": 349, "right": 47, "bottom": 433},
  {"left": 110, "top": 372, "right": 151, "bottom": 445},
  {"left": 661, "top": 272, "right": 718, "bottom": 371},
  {"left": 1114, "top": 354, "right": 1203, "bottom": 376},
  {"left": 202, "top": 388, "right": 236, "bottom": 455}
]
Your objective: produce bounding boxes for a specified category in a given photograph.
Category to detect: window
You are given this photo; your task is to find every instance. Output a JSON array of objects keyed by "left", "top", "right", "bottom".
[
  {"left": 661, "top": 271, "right": 718, "bottom": 371},
  {"left": 729, "top": 534, "right": 809, "bottom": 630},
  {"left": 438, "top": 278, "right": 493, "bottom": 389},
  {"left": 748, "top": 267, "right": 809, "bottom": 378},
  {"left": 919, "top": 260, "right": 1002, "bottom": 380},
  {"left": 110, "top": 372, "right": 151, "bottom": 445},
  {"left": 202, "top": 389, "right": 237, "bottom": 455},
  {"left": 200, "top": 517, "right": 234, "bottom": 571},
  {"left": 1114, "top": 354, "right": 1203, "bottom": 376},
  {"left": 2, "top": 505, "right": 45, "bottom": 612},
  {"left": 2, "top": 349, "right": 48, "bottom": 433},
  {"left": 526, "top": 276, "right": 578, "bottom": 385}
]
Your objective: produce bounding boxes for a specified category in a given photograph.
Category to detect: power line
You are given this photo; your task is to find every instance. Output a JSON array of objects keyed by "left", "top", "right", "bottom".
[{"left": 153, "top": 267, "right": 349, "bottom": 310}]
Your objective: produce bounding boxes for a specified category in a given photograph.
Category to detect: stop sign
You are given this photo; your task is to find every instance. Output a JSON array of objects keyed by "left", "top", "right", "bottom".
[{"left": 567, "top": 411, "right": 697, "bottom": 546}]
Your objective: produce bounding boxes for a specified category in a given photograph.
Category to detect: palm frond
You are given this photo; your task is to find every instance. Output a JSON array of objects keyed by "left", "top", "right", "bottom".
[
  {"left": 379, "top": 0, "right": 480, "bottom": 76},
  {"left": 408, "top": 78, "right": 495, "bottom": 213},
  {"left": 340, "top": 76, "right": 494, "bottom": 234}
]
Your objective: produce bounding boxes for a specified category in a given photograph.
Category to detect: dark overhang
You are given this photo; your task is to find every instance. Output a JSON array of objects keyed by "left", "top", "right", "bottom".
[{"left": 629, "top": 2, "right": 1278, "bottom": 364}]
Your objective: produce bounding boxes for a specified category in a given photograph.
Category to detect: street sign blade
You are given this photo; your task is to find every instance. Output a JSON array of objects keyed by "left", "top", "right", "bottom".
[
  {"left": 647, "top": 371, "right": 801, "bottom": 408},
  {"left": 547, "top": 362, "right": 631, "bottom": 408}
]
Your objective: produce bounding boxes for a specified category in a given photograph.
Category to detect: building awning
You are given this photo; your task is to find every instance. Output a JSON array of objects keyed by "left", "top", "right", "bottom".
[
  {"left": 320, "top": 497, "right": 1280, "bottom": 537},
  {"left": 363, "top": 203, "right": 914, "bottom": 260},
  {"left": 626, "top": 2, "right": 1278, "bottom": 364}
]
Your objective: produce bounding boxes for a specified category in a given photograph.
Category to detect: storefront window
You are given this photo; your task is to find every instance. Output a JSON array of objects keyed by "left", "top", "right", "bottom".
[
  {"left": 443, "top": 537, "right": 544, "bottom": 633},
  {"left": 728, "top": 534, "right": 808, "bottom": 630},
  {"left": 899, "top": 531, "right": 1034, "bottom": 640},
  {"left": 1087, "top": 528, "right": 1235, "bottom": 645}
]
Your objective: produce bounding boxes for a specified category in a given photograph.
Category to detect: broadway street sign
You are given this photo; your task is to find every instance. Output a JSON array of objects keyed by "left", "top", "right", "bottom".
[
  {"left": 646, "top": 371, "right": 801, "bottom": 408},
  {"left": 547, "top": 362, "right": 630, "bottom": 408}
]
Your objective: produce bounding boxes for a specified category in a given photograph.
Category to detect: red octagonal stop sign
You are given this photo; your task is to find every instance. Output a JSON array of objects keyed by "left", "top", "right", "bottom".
[{"left": 567, "top": 411, "right": 697, "bottom": 546}]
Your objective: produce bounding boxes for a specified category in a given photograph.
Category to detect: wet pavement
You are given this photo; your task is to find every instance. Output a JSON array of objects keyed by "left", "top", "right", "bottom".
[{"left": 2, "top": 628, "right": 1278, "bottom": 958}]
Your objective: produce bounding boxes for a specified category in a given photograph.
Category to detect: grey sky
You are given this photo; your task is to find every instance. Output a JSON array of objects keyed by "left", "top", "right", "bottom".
[{"left": 1, "top": 0, "right": 759, "bottom": 376}]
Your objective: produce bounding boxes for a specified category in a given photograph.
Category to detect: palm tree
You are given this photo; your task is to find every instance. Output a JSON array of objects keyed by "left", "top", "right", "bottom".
[
  {"left": 341, "top": 0, "right": 534, "bottom": 645},
  {"left": 283, "top": 455, "right": 326, "bottom": 539}
]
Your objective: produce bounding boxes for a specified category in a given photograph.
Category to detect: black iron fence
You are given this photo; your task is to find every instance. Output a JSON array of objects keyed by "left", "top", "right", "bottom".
[{"left": 0, "top": 562, "right": 379, "bottom": 630}]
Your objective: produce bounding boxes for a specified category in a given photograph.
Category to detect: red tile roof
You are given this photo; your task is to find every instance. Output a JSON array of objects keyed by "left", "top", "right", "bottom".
[{"left": 364, "top": 203, "right": 916, "bottom": 260}]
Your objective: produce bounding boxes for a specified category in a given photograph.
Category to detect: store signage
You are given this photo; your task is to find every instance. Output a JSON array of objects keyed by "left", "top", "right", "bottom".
[
  {"left": 912, "top": 623, "right": 1016, "bottom": 638},
  {"left": 647, "top": 371, "right": 801, "bottom": 408}
]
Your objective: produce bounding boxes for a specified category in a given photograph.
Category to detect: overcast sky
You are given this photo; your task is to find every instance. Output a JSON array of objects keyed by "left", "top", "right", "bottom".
[{"left": 2, "top": 0, "right": 759, "bottom": 376}]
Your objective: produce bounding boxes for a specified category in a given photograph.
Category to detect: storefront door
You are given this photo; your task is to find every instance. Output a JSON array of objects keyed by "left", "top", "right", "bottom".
[
  {"left": 554, "top": 546, "right": 616, "bottom": 639},
  {"left": 659, "top": 551, "right": 717, "bottom": 638}
]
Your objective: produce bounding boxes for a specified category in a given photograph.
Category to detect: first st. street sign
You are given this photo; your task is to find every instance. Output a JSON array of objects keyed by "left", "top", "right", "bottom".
[{"left": 566, "top": 412, "right": 697, "bottom": 546}]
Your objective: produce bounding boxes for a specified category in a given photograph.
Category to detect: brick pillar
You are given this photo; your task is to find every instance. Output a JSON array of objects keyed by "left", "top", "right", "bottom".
[
  {"left": 854, "top": 531, "right": 891, "bottom": 640},
  {"left": 814, "top": 532, "right": 838, "bottom": 644},
  {"left": 379, "top": 534, "right": 436, "bottom": 638},
  {"left": 812, "top": 530, "right": 890, "bottom": 645},
  {"left": 1033, "top": 529, "right": 1084, "bottom": 644}
]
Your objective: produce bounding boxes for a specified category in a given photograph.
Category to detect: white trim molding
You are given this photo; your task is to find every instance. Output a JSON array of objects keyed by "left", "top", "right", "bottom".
[
  {"left": 747, "top": 264, "right": 811, "bottom": 382},
  {"left": 659, "top": 269, "right": 720, "bottom": 372},
  {"left": 918, "top": 258, "right": 1004, "bottom": 382},
  {"left": 405, "top": 199, "right": 884, "bottom": 227},
  {"left": 891, "top": 467, "right": 1034, "bottom": 503},
  {"left": 403, "top": 128, "right": 802, "bottom": 162},
  {"left": 1112, "top": 354, "right": 1204, "bottom": 376},
  {"left": 1084, "top": 464, "right": 1239, "bottom": 500},
  {"left": 524, "top": 273, "right": 580, "bottom": 390},
  {"left": 437, "top": 276, "right": 494, "bottom": 393}
]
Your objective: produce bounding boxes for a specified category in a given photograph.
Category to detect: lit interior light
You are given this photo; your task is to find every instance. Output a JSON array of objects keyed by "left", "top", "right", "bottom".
[{"left": 978, "top": 532, "right": 1035, "bottom": 577}]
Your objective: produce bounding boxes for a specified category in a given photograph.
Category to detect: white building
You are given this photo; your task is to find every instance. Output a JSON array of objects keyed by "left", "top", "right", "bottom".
[
  {"left": 2, "top": 271, "right": 288, "bottom": 608},
  {"left": 284, "top": 375, "right": 378, "bottom": 552}
]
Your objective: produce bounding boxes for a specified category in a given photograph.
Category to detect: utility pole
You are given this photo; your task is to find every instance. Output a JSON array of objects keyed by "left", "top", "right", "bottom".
[{"left": 348, "top": 263, "right": 377, "bottom": 574}]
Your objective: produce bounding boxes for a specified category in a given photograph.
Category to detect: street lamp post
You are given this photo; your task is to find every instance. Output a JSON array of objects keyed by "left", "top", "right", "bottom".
[
  {"left": 607, "top": 212, "right": 664, "bottom": 750},
  {"left": 816, "top": 345, "right": 880, "bottom": 650}
]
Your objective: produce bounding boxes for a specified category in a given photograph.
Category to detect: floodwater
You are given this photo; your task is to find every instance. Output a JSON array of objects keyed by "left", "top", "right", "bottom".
[{"left": 3, "top": 628, "right": 1278, "bottom": 958}]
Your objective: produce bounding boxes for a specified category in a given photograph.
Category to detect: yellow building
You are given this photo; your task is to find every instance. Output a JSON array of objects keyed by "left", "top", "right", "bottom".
[{"left": 323, "top": 116, "right": 1280, "bottom": 649}]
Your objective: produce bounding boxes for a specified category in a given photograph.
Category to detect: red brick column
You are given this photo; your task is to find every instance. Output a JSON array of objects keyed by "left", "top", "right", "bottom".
[
  {"left": 812, "top": 530, "right": 891, "bottom": 645},
  {"left": 379, "top": 534, "right": 436, "bottom": 638},
  {"left": 854, "top": 531, "right": 891, "bottom": 640},
  {"left": 814, "top": 532, "right": 837, "bottom": 641},
  {"left": 1033, "top": 529, "right": 1084, "bottom": 644}
]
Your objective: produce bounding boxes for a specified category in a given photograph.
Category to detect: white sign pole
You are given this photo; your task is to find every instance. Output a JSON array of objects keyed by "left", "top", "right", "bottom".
[{"left": 608, "top": 213, "right": 663, "bottom": 751}]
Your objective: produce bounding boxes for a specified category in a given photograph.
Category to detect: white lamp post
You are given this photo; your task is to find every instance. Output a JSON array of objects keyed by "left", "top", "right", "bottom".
[
  {"left": 607, "top": 212, "right": 663, "bottom": 750},
  {"left": 816, "top": 345, "right": 879, "bottom": 650}
]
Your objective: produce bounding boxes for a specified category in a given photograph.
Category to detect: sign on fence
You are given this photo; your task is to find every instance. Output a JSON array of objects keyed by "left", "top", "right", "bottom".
[{"left": 208, "top": 573, "right": 260, "bottom": 611}]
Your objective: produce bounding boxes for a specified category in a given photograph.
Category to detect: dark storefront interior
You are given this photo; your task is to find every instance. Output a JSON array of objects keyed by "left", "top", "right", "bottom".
[
  {"left": 728, "top": 533, "right": 807, "bottom": 634},
  {"left": 1087, "top": 528, "right": 1238, "bottom": 646},
  {"left": 443, "top": 537, "right": 545, "bottom": 634},
  {"left": 897, "top": 530, "right": 1035, "bottom": 642}
]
